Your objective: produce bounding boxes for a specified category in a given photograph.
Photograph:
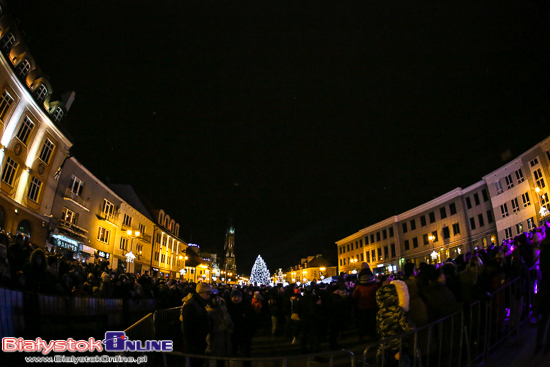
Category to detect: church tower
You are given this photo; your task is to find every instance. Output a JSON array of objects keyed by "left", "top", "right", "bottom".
[{"left": 223, "top": 223, "right": 237, "bottom": 279}]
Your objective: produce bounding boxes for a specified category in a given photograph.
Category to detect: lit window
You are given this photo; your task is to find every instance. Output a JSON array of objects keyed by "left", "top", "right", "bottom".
[
  {"left": 61, "top": 207, "right": 78, "bottom": 224},
  {"left": 97, "top": 227, "right": 110, "bottom": 243},
  {"left": 34, "top": 84, "right": 48, "bottom": 102},
  {"left": 527, "top": 217, "right": 535, "bottom": 230},
  {"left": 16, "top": 116, "right": 35, "bottom": 145},
  {"left": 27, "top": 176, "right": 42, "bottom": 202},
  {"left": 0, "top": 91, "right": 14, "bottom": 122},
  {"left": 1, "top": 157, "right": 18, "bottom": 186},
  {"left": 516, "top": 223, "right": 523, "bottom": 235},
  {"left": 542, "top": 193, "right": 549, "bottom": 208},
  {"left": 17, "top": 59, "right": 31, "bottom": 77},
  {"left": 1, "top": 32, "right": 15, "bottom": 51},
  {"left": 38, "top": 139, "right": 55, "bottom": 164}
]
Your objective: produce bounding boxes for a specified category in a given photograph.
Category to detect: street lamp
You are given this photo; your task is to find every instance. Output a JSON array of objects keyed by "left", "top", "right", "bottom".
[
  {"left": 125, "top": 229, "right": 140, "bottom": 273},
  {"left": 428, "top": 234, "right": 438, "bottom": 262}
]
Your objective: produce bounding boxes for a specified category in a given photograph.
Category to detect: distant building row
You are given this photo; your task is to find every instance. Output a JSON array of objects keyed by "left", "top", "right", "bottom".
[{"left": 337, "top": 136, "right": 550, "bottom": 275}]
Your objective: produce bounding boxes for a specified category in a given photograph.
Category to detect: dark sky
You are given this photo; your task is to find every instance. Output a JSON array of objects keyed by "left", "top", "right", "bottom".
[{"left": 10, "top": 0, "right": 550, "bottom": 274}]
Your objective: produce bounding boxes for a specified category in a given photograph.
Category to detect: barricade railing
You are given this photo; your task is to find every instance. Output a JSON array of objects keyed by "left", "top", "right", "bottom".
[
  {"left": 153, "top": 306, "right": 182, "bottom": 342},
  {"left": 166, "top": 348, "right": 356, "bottom": 367}
]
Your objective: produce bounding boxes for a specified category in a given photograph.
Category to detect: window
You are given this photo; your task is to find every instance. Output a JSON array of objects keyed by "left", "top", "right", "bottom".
[
  {"left": 365, "top": 236, "right": 369, "bottom": 245},
  {"left": 495, "top": 181, "right": 504, "bottom": 195},
  {"left": 443, "top": 227, "right": 450, "bottom": 239},
  {"left": 382, "top": 229, "right": 387, "bottom": 240},
  {"left": 527, "top": 217, "right": 535, "bottom": 230},
  {"left": 505, "top": 227, "right": 513, "bottom": 239},
  {"left": 534, "top": 168, "right": 546, "bottom": 189},
  {"left": 420, "top": 215, "right": 427, "bottom": 226},
  {"left": 366, "top": 251, "right": 370, "bottom": 262},
  {"left": 440, "top": 207, "right": 447, "bottom": 219},
  {"left": 423, "top": 233, "right": 429, "bottom": 245},
  {"left": 470, "top": 217, "right": 476, "bottom": 230},
  {"left": 377, "top": 248, "right": 382, "bottom": 261},
  {"left": 355, "top": 241, "right": 359, "bottom": 249},
  {"left": 474, "top": 193, "right": 480, "bottom": 206},
  {"left": 120, "top": 237, "right": 128, "bottom": 251},
  {"left": 542, "top": 193, "right": 549, "bottom": 208},
  {"left": 376, "top": 232, "right": 381, "bottom": 241},
  {"left": 52, "top": 107, "right": 63, "bottom": 122},
  {"left": 139, "top": 223, "right": 145, "bottom": 234},
  {"left": 17, "top": 59, "right": 31, "bottom": 77},
  {"left": 371, "top": 249, "right": 375, "bottom": 261},
  {"left": 404, "top": 239, "right": 410, "bottom": 251},
  {"left": 449, "top": 202, "right": 457, "bottom": 215},
  {"left": 161, "top": 254, "right": 165, "bottom": 264},
  {"left": 360, "top": 253, "right": 364, "bottom": 261},
  {"left": 0, "top": 91, "right": 14, "bottom": 122},
  {"left": 452, "top": 223, "right": 460, "bottom": 235},
  {"left": 61, "top": 207, "right": 78, "bottom": 224},
  {"left": 68, "top": 175, "right": 85, "bottom": 196},
  {"left": 391, "top": 244, "right": 396, "bottom": 257},
  {"left": 389, "top": 227, "right": 394, "bottom": 237},
  {"left": 1, "top": 32, "right": 15, "bottom": 51},
  {"left": 530, "top": 158, "right": 539, "bottom": 167},
  {"left": 500, "top": 203, "right": 509, "bottom": 218},
  {"left": 2, "top": 157, "right": 18, "bottom": 186},
  {"left": 38, "top": 139, "right": 55, "bottom": 164},
  {"left": 511, "top": 197, "right": 520, "bottom": 213},
  {"left": 482, "top": 189, "right": 489, "bottom": 202},
  {"left": 466, "top": 197, "right": 472, "bottom": 209},
  {"left": 487, "top": 210, "right": 494, "bottom": 224},
  {"left": 27, "top": 176, "right": 42, "bottom": 202},
  {"left": 505, "top": 174, "right": 514, "bottom": 189},
  {"left": 515, "top": 169, "right": 525, "bottom": 183},
  {"left": 410, "top": 219, "right": 416, "bottom": 230},
  {"left": 370, "top": 234, "right": 374, "bottom": 243},
  {"left": 16, "top": 116, "right": 35, "bottom": 144},
  {"left": 384, "top": 246, "right": 389, "bottom": 259},
  {"left": 478, "top": 213, "right": 485, "bottom": 227},
  {"left": 522, "top": 192, "right": 531, "bottom": 207},
  {"left": 347, "top": 244, "right": 350, "bottom": 252},
  {"left": 429, "top": 212, "right": 436, "bottom": 223},
  {"left": 154, "top": 251, "right": 159, "bottom": 261},
  {"left": 412, "top": 237, "right": 418, "bottom": 248},
  {"left": 97, "top": 227, "right": 110, "bottom": 243},
  {"left": 123, "top": 214, "right": 132, "bottom": 227},
  {"left": 402, "top": 222, "right": 408, "bottom": 233},
  {"left": 156, "top": 233, "right": 161, "bottom": 243},
  {"left": 431, "top": 230, "right": 438, "bottom": 242},
  {"left": 340, "top": 259, "right": 342, "bottom": 266},
  {"left": 102, "top": 199, "right": 114, "bottom": 216},
  {"left": 516, "top": 223, "right": 523, "bottom": 235},
  {"left": 35, "top": 84, "right": 48, "bottom": 102}
]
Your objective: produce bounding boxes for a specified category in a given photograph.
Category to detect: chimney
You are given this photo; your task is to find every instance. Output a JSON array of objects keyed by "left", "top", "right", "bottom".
[{"left": 61, "top": 91, "right": 76, "bottom": 111}]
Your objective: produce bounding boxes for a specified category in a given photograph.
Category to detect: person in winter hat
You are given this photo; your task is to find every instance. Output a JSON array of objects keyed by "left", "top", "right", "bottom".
[
  {"left": 353, "top": 274, "right": 379, "bottom": 341},
  {"left": 181, "top": 282, "right": 212, "bottom": 367},
  {"left": 376, "top": 279, "right": 414, "bottom": 367}
]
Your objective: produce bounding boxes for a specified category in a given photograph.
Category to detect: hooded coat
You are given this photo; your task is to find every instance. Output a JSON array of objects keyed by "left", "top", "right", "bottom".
[{"left": 376, "top": 281, "right": 414, "bottom": 357}]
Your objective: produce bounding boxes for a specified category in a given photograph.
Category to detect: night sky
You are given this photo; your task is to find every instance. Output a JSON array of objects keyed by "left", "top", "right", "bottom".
[{"left": 9, "top": 0, "right": 550, "bottom": 274}]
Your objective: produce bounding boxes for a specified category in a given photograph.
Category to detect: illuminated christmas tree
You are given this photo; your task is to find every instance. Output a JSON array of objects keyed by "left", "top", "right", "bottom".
[{"left": 250, "top": 255, "right": 270, "bottom": 285}]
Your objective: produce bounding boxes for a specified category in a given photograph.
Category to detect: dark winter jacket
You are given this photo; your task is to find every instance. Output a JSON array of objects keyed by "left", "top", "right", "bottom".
[
  {"left": 181, "top": 293, "right": 210, "bottom": 355},
  {"left": 376, "top": 283, "right": 414, "bottom": 356}
]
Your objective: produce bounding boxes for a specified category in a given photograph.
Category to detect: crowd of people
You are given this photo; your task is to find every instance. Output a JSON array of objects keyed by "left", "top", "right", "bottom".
[{"left": 0, "top": 223, "right": 548, "bottom": 367}]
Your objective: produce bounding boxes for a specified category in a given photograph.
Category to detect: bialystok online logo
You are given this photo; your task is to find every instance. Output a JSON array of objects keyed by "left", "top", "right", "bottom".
[{"left": 2, "top": 331, "right": 173, "bottom": 355}]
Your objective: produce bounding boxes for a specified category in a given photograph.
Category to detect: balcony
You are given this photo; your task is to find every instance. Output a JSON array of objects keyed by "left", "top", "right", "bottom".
[
  {"left": 63, "top": 188, "right": 90, "bottom": 211},
  {"left": 97, "top": 204, "right": 119, "bottom": 225},
  {"left": 122, "top": 223, "right": 152, "bottom": 243},
  {"left": 57, "top": 218, "right": 88, "bottom": 238}
]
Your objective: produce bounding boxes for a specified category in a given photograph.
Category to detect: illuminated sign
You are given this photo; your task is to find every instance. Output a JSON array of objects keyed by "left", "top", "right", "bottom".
[{"left": 98, "top": 251, "right": 110, "bottom": 259}]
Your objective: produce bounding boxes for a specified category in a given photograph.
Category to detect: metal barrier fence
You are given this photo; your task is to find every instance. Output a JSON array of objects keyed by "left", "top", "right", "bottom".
[{"left": 0, "top": 287, "right": 159, "bottom": 339}]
